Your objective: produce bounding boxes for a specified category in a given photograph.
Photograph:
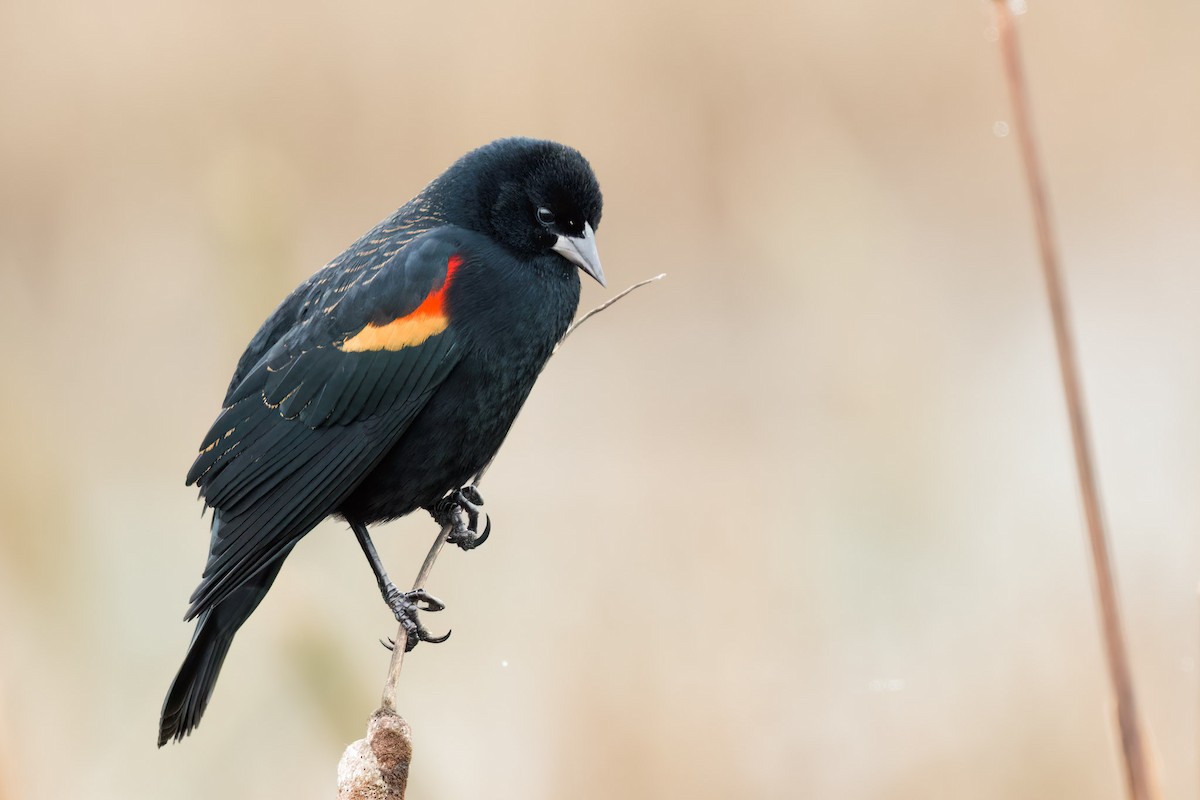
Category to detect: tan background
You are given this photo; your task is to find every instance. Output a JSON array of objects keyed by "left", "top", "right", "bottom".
[{"left": 2, "top": 1, "right": 1199, "bottom": 798}]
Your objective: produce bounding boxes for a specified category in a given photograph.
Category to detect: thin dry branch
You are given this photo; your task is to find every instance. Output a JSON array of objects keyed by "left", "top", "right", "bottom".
[
  {"left": 338, "top": 273, "right": 664, "bottom": 799},
  {"left": 991, "top": 5, "right": 1160, "bottom": 800},
  {"left": 379, "top": 523, "right": 453, "bottom": 712},
  {"left": 557, "top": 273, "right": 666, "bottom": 350}
]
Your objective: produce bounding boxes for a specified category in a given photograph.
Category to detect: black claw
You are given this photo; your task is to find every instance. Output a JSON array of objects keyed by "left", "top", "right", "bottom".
[
  {"left": 460, "top": 485, "right": 483, "bottom": 507},
  {"left": 381, "top": 637, "right": 395, "bottom": 651},
  {"left": 424, "top": 628, "right": 452, "bottom": 645},
  {"left": 472, "top": 515, "right": 492, "bottom": 549},
  {"left": 408, "top": 588, "right": 445, "bottom": 612},
  {"left": 400, "top": 622, "right": 451, "bottom": 652},
  {"left": 384, "top": 588, "right": 450, "bottom": 652},
  {"left": 434, "top": 485, "right": 492, "bottom": 552}
]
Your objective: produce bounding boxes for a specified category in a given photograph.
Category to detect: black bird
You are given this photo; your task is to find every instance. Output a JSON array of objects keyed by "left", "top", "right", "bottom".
[{"left": 159, "top": 138, "right": 604, "bottom": 746}]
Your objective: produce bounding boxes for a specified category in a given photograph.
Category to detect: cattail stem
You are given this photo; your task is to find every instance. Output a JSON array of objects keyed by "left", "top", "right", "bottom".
[{"left": 379, "top": 522, "right": 454, "bottom": 712}]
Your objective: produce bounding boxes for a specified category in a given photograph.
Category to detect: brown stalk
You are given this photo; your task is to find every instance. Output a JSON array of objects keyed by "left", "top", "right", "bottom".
[
  {"left": 991, "top": 4, "right": 1160, "bottom": 799},
  {"left": 378, "top": 521, "right": 453, "bottom": 712}
]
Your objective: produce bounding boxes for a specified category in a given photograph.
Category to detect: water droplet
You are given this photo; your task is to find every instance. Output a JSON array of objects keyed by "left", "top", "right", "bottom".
[
  {"left": 1008, "top": 0, "right": 1028, "bottom": 15},
  {"left": 500, "top": 660, "right": 509, "bottom": 668},
  {"left": 993, "top": 121, "right": 1010, "bottom": 137}
]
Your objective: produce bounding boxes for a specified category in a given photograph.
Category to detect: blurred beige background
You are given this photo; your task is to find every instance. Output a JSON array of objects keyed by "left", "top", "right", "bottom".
[{"left": 2, "top": 1, "right": 1199, "bottom": 798}]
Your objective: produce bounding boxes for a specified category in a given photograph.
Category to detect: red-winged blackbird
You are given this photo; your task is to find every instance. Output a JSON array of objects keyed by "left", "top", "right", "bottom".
[{"left": 159, "top": 138, "right": 604, "bottom": 746}]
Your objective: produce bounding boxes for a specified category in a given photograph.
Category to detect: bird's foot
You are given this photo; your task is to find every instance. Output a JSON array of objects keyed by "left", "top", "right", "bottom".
[
  {"left": 381, "top": 587, "right": 450, "bottom": 652},
  {"left": 434, "top": 486, "right": 491, "bottom": 551}
]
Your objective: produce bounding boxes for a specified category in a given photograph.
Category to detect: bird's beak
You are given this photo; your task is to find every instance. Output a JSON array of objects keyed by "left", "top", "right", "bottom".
[{"left": 552, "top": 222, "right": 606, "bottom": 287}]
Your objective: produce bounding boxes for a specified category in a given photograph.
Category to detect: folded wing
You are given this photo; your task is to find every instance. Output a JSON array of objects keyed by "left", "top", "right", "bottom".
[{"left": 184, "top": 228, "right": 471, "bottom": 618}]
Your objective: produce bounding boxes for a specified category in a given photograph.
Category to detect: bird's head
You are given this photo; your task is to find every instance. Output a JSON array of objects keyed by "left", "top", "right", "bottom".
[{"left": 438, "top": 138, "right": 606, "bottom": 287}]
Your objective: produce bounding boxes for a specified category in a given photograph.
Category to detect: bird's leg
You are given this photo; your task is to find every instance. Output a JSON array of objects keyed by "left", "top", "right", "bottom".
[
  {"left": 350, "top": 519, "right": 449, "bottom": 652},
  {"left": 433, "top": 486, "right": 491, "bottom": 551}
]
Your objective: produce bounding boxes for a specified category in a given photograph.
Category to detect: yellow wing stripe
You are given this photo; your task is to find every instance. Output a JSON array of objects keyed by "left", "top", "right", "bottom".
[{"left": 340, "top": 314, "right": 448, "bottom": 352}]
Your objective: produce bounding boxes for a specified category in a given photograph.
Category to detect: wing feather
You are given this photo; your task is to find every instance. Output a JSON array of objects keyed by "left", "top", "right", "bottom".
[
  {"left": 188, "top": 427, "right": 379, "bottom": 617},
  {"left": 202, "top": 415, "right": 319, "bottom": 510}
]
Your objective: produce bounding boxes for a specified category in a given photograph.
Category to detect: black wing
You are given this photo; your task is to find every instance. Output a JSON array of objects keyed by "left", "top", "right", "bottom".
[{"left": 183, "top": 225, "right": 472, "bottom": 619}]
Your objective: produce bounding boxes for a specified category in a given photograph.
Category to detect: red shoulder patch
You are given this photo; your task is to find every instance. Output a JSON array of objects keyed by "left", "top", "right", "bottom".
[{"left": 340, "top": 255, "right": 461, "bottom": 352}]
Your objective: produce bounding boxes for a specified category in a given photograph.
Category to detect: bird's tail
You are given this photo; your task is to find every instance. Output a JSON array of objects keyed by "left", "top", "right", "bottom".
[{"left": 158, "top": 554, "right": 286, "bottom": 747}]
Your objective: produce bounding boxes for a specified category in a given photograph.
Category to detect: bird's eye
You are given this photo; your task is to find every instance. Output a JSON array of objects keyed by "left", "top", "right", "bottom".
[{"left": 536, "top": 207, "right": 555, "bottom": 227}]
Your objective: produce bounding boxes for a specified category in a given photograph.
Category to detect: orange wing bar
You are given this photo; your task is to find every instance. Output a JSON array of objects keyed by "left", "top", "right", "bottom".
[{"left": 340, "top": 256, "right": 461, "bottom": 353}]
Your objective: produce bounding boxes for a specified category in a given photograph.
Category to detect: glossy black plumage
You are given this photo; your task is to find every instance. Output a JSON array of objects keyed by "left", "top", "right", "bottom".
[{"left": 160, "top": 138, "right": 603, "bottom": 746}]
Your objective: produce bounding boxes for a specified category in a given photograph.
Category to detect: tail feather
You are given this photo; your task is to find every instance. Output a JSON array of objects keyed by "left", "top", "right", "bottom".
[{"left": 158, "top": 555, "right": 287, "bottom": 746}]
